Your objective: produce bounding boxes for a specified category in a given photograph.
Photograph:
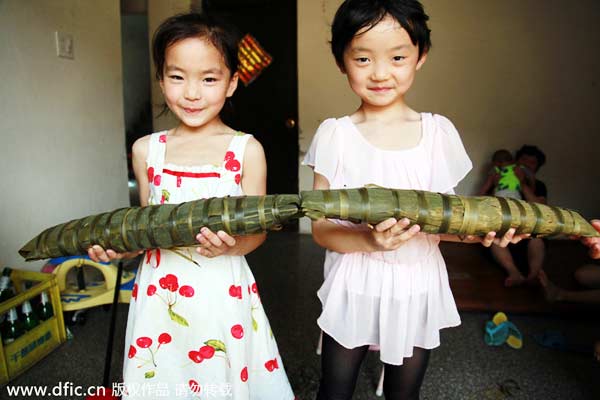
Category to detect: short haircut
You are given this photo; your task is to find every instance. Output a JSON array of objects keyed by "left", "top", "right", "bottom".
[
  {"left": 492, "top": 149, "right": 514, "bottom": 164},
  {"left": 331, "top": 0, "right": 431, "bottom": 67},
  {"left": 516, "top": 145, "right": 546, "bottom": 170}
]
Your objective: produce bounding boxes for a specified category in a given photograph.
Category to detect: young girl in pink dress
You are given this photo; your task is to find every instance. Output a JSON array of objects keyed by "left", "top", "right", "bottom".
[
  {"left": 88, "top": 13, "right": 294, "bottom": 400},
  {"left": 303, "top": 1, "right": 523, "bottom": 399}
]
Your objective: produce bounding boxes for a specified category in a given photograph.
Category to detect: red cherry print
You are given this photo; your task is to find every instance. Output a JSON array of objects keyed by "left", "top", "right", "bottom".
[
  {"left": 136, "top": 337, "right": 152, "bottom": 349},
  {"left": 199, "top": 345, "right": 215, "bottom": 359},
  {"left": 189, "top": 380, "right": 201, "bottom": 393},
  {"left": 145, "top": 250, "right": 152, "bottom": 264},
  {"left": 225, "top": 159, "right": 241, "bottom": 172},
  {"left": 229, "top": 285, "right": 242, "bottom": 299},
  {"left": 158, "top": 333, "right": 172, "bottom": 345},
  {"left": 231, "top": 324, "right": 244, "bottom": 339},
  {"left": 147, "top": 284, "right": 157, "bottom": 296},
  {"left": 160, "top": 195, "right": 165, "bottom": 204},
  {"left": 132, "top": 283, "right": 138, "bottom": 300},
  {"left": 235, "top": 174, "right": 241, "bottom": 184},
  {"left": 251, "top": 283, "right": 258, "bottom": 293},
  {"left": 128, "top": 345, "right": 136, "bottom": 359},
  {"left": 147, "top": 167, "right": 154, "bottom": 182},
  {"left": 273, "top": 357, "right": 279, "bottom": 369},
  {"left": 224, "top": 151, "right": 235, "bottom": 161},
  {"left": 179, "top": 285, "right": 195, "bottom": 297},
  {"left": 159, "top": 134, "right": 167, "bottom": 143},
  {"left": 159, "top": 274, "right": 179, "bottom": 292},
  {"left": 248, "top": 285, "right": 251, "bottom": 295},
  {"left": 240, "top": 367, "right": 248, "bottom": 382},
  {"left": 177, "top": 176, "right": 182, "bottom": 188},
  {"left": 188, "top": 350, "right": 203, "bottom": 364},
  {"left": 153, "top": 174, "right": 161, "bottom": 186},
  {"left": 265, "top": 360, "right": 275, "bottom": 372}
]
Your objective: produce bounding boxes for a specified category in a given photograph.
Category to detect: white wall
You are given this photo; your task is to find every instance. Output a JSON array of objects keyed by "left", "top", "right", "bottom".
[
  {"left": 0, "top": 0, "right": 129, "bottom": 270},
  {"left": 298, "top": 0, "right": 600, "bottom": 233}
]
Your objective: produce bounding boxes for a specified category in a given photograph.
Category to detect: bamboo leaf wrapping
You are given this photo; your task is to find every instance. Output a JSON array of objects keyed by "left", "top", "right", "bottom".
[
  {"left": 301, "top": 188, "right": 600, "bottom": 238},
  {"left": 19, "top": 188, "right": 598, "bottom": 261},
  {"left": 19, "top": 194, "right": 301, "bottom": 261}
]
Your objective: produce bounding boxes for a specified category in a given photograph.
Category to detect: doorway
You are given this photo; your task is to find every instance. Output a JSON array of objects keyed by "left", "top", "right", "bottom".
[
  {"left": 201, "top": 0, "right": 299, "bottom": 200},
  {"left": 120, "top": 0, "right": 153, "bottom": 206}
]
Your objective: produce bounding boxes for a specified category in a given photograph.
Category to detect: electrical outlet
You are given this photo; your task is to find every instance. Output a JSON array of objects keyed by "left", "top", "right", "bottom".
[{"left": 55, "top": 31, "right": 74, "bottom": 59}]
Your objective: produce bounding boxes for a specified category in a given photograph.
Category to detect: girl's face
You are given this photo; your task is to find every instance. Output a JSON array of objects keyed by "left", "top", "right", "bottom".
[
  {"left": 341, "top": 15, "right": 426, "bottom": 109},
  {"left": 160, "top": 37, "right": 238, "bottom": 129}
]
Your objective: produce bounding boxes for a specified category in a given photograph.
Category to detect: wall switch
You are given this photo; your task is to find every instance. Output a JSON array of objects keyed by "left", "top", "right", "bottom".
[{"left": 55, "top": 31, "right": 74, "bottom": 59}]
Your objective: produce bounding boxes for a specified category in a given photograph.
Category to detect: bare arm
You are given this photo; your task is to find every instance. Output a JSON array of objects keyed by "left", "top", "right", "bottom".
[
  {"left": 132, "top": 135, "right": 150, "bottom": 207},
  {"left": 196, "top": 137, "right": 267, "bottom": 257},
  {"left": 478, "top": 173, "right": 497, "bottom": 196},
  {"left": 517, "top": 168, "right": 546, "bottom": 204},
  {"left": 310, "top": 172, "right": 420, "bottom": 253},
  {"left": 438, "top": 230, "right": 526, "bottom": 247},
  {"left": 521, "top": 183, "right": 546, "bottom": 204}
]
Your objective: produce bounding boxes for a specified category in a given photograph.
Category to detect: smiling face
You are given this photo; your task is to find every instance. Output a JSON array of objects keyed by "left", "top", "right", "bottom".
[
  {"left": 341, "top": 14, "right": 426, "bottom": 109},
  {"left": 159, "top": 37, "right": 238, "bottom": 129}
]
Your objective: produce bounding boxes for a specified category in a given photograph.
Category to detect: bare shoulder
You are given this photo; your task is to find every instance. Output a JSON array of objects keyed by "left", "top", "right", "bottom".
[
  {"left": 244, "top": 136, "right": 266, "bottom": 159},
  {"left": 132, "top": 134, "right": 151, "bottom": 159},
  {"left": 244, "top": 136, "right": 266, "bottom": 167}
]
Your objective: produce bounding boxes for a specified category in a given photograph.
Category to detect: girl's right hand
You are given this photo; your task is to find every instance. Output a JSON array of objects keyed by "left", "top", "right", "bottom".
[
  {"left": 368, "top": 218, "right": 421, "bottom": 251},
  {"left": 87, "top": 245, "right": 143, "bottom": 263}
]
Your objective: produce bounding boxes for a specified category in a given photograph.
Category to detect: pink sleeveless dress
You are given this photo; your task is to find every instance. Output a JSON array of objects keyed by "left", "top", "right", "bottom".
[
  {"left": 122, "top": 132, "right": 294, "bottom": 399},
  {"left": 303, "top": 113, "right": 473, "bottom": 365}
]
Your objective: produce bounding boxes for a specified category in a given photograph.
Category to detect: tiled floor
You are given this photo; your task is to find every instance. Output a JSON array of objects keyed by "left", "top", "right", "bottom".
[{"left": 3, "top": 233, "right": 600, "bottom": 399}]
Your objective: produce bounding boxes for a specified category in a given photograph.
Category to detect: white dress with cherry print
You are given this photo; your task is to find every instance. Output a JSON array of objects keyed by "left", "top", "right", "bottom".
[{"left": 122, "top": 131, "right": 295, "bottom": 400}]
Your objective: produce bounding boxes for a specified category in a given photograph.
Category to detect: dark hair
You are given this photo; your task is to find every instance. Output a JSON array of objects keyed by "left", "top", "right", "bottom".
[
  {"left": 331, "top": 0, "right": 431, "bottom": 68},
  {"left": 152, "top": 13, "right": 240, "bottom": 81},
  {"left": 492, "top": 149, "right": 514, "bottom": 163},
  {"left": 516, "top": 145, "right": 546, "bottom": 170}
]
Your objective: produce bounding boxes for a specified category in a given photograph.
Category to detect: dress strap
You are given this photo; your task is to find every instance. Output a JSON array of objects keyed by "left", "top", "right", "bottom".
[
  {"left": 222, "top": 133, "right": 252, "bottom": 184},
  {"left": 146, "top": 131, "right": 168, "bottom": 191}
]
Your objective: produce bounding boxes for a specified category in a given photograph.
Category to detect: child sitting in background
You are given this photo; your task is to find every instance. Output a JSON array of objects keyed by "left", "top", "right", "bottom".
[{"left": 478, "top": 149, "right": 526, "bottom": 199}]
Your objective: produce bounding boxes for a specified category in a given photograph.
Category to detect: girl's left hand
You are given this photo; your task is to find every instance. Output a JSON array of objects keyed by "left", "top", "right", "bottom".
[
  {"left": 195, "top": 227, "right": 236, "bottom": 258},
  {"left": 463, "top": 228, "right": 530, "bottom": 247},
  {"left": 580, "top": 220, "right": 600, "bottom": 260}
]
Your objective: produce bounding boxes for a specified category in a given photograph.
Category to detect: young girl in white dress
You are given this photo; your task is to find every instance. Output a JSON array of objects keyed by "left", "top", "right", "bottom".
[
  {"left": 303, "top": 1, "right": 523, "bottom": 399},
  {"left": 88, "top": 13, "right": 294, "bottom": 400}
]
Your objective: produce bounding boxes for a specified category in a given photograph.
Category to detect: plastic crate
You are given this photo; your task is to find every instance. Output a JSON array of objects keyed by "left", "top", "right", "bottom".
[{"left": 0, "top": 269, "right": 66, "bottom": 385}]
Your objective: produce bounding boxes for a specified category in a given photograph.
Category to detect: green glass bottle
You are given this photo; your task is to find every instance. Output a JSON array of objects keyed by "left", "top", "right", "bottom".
[
  {"left": 2, "top": 308, "right": 24, "bottom": 344},
  {"left": 21, "top": 300, "right": 39, "bottom": 331},
  {"left": 37, "top": 291, "right": 54, "bottom": 321},
  {"left": 0, "top": 267, "right": 14, "bottom": 303}
]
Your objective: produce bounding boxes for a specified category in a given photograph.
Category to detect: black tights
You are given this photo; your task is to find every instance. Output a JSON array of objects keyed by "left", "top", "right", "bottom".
[{"left": 316, "top": 333, "right": 430, "bottom": 400}]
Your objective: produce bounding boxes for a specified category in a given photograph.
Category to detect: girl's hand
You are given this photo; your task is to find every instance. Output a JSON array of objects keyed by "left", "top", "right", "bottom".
[
  {"left": 472, "top": 228, "right": 530, "bottom": 248},
  {"left": 195, "top": 227, "right": 237, "bottom": 258},
  {"left": 368, "top": 218, "right": 421, "bottom": 251},
  {"left": 515, "top": 166, "right": 527, "bottom": 182},
  {"left": 581, "top": 220, "right": 600, "bottom": 259},
  {"left": 87, "top": 245, "right": 142, "bottom": 263}
]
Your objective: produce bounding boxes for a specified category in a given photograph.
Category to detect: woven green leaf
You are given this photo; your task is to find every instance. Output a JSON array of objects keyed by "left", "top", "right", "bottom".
[
  {"left": 19, "top": 194, "right": 301, "bottom": 261},
  {"left": 300, "top": 188, "right": 600, "bottom": 238},
  {"left": 19, "top": 188, "right": 598, "bottom": 262}
]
